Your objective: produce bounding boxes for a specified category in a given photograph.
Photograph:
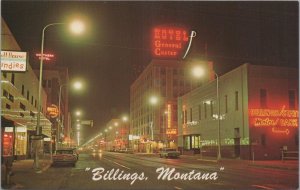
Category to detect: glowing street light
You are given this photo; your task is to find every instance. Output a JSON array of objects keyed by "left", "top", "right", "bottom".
[
  {"left": 70, "top": 20, "right": 85, "bottom": 35},
  {"left": 192, "top": 65, "right": 205, "bottom": 78},
  {"left": 34, "top": 19, "right": 85, "bottom": 170},
  {"left": 73, "top": 81, "right": 83, "bottom": 90},
  {"left": 75, "top": 111, "right": 81, "bottom": 116}
]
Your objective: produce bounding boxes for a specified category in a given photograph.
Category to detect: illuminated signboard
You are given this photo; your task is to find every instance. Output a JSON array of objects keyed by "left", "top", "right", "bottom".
[
  {"left": 36, "top": 53, "right": 54, "bottom": 61},
  {"left": 152, "top": 26, "right": 190, "bottom": 59},
  {"left": 249, "top": 106, "right": 298, "bottom": 135},
  {"left": 1, "top": 51, "right": 27, "bottom": 72},
  {"left": 166, "top": 128, "right": 177, "bottom": 135},
  {"left": 167, "top": 104, "right": 172, "bottom": 128},
  {"left": 47, "top": 104, "right": 59, "bottom": 118}
]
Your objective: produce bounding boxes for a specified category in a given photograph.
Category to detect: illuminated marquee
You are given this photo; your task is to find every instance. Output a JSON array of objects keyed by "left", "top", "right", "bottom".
[
  {"left": 249, "top": 106, "right": 298, "bottom": 128},
  {"left": 152, "top": 27, "right": 189, "bottom": 59}
]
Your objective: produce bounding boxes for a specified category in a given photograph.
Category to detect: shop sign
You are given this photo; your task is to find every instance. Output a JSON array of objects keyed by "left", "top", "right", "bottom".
[
  {"left": 44, "top": 137, "right": 51, "bottom": 141},
  {"left": 35, "top": 53, "right": 54, "bottom": 61},
  {"left": 4, "top": 127, "right": 14, "bottom": 132},
  {"left": 249, "top": 106, "right": 298, "bottom": 135},
  {"left": 129, "top": 135, "right": 140, "bottom": 140},
  {"left": 47, "top": 104, "right": 59, "bottom": 118},
  {"left": 16, "top": 127, "right": 26, "bottom": 132},
  {"left": 166, "top": 128, "right": 177, "bottom": 135},
  {"left": 152, "top": 26, "right": 191, "bottom": 59},
  {"left": 249, "top": 106, "right": 298, "bottom": 128},
  {"left": 1, "top": 51, "right": 27, "bottom": 72}
]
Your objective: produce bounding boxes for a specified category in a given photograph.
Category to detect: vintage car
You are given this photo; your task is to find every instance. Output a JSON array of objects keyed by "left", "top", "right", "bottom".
[
  {"left": 52, "top": 148, "right": 78, "bottom": 166},
  {"left": 159, "top": 148, "right": 180, "bottom": 158}
]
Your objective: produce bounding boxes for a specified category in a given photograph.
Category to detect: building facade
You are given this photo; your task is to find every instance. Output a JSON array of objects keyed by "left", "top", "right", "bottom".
[
  {"left": 38, "top": 67, "right": 70, "bottom": 149},
  {"left": 1, "top": 18, "right": 51, "bottom": 159},
  {"left": 130, "top": 58, "right": 214, "bottom": 153},
  {"left": 177, "top": 64, "right": 298, "bottom": 160}
]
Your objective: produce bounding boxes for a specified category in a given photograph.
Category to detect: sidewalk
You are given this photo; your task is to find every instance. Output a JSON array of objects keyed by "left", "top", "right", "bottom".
[{"left": 3, "top": 155, "right": 52, "bottom": 189}]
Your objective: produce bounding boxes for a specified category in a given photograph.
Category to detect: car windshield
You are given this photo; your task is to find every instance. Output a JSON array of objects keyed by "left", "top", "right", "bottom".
[{"left": 56, "top": 150, "right": 74, "bottom": 154}]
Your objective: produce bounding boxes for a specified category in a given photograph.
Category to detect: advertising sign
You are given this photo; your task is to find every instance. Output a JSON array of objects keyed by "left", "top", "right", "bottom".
[
  {"left": 152, "top": 26, "right": 190, "bottom": 59},
  {"left": 47, "top": 104, "right": 59, "bottom": 118},
  {"left": 1, "top": 50, "right": 27, "bottom": 72}
]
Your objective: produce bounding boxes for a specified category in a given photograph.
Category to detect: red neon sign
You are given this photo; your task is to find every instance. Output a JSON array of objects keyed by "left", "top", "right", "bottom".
[
  {"left": 36, "top": 53, "right": 54, "bottom": 61},
  {"left": 249, "top": 106, "right": 298, "bottom": 128},
  {"left": 152, "top": 27, "right": 189, "bottom": 59}
]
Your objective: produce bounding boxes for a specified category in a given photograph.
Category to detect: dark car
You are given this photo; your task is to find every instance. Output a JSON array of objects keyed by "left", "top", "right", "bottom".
[
  {"left": 159, "top": 148, "right": 180, "bottom": 158},
  {"left": 52, "top": 149, "right": 78, "bottom": 166}
]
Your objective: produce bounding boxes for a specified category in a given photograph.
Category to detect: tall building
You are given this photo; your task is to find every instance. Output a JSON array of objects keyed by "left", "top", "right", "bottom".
[
  {"left": 38, "top": 67, "right": 70, "bottom": 148},
  {"left": 130, "top": 58, "right": 214, "bottom": 153},
  {"left": 1, "top": 18, "right": 51, "bottom": 159},
  {"left": 177, "top": 64, "right": 299, "bottom": 160}
]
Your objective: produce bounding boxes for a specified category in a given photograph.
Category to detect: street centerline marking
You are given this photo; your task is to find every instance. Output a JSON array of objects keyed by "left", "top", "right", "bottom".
[
  {"left": 252, "top": 185, "right": 274, "bottom": 190},
  {"left": 103, "top": 157, "right": 131, "bottom": 170}
]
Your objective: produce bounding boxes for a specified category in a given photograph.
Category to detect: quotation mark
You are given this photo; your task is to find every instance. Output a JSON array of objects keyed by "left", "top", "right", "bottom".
[
  {"left": 85, "top": 168, "right": 91, "bottom": 171},
  {"left": 220, "top": 167, "right": 225, "bottom": 171}
]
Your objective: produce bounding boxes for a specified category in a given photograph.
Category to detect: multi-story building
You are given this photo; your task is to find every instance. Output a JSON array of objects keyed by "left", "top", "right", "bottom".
[
  {"left": 1, "top": 18, "right": 51, "bottom": 159},
  {"left": 178, "top": 63, "right": 298, "bottom": 160},
  {"left": 37, "top": 67, "right": 70, "bottom": 148},
  {"left": 130, "top": 57, "right": 214, "bottom": 153}
]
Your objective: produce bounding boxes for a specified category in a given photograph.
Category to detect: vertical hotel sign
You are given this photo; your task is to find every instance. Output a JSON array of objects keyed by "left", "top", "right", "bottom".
[
  {"left": 1, "top": 51, "right": 27, "bottom": 72},
  {"left": 152, "top": 26, "right": 191, "bottom": 59}
]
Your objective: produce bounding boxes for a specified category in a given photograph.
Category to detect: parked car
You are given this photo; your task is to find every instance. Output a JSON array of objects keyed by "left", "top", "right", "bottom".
[
  {"left": 159, "top": 148, "right": 180, "bottom": 158},
  {"left": 52, "top": 149, "right": 78, "bottom": 166}
]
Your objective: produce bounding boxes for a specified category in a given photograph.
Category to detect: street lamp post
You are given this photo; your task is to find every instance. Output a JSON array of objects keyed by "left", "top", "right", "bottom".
[
  {"left": 215, "top": 72, "right": 221, "bottom": 161},
  {"left": 191, "top": 65, "right": 221, "bottom": 161},
  {"left": 34, "top": 22, "right": 64, "bottom": 170},
  {"left": 34, "top": 20, "right": 85, "bottom": 170}
]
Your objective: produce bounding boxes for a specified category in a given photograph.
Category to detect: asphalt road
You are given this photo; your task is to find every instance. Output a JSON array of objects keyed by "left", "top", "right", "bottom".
[{"left": 13, "top": 152, "right": 299, "bottom": 190}]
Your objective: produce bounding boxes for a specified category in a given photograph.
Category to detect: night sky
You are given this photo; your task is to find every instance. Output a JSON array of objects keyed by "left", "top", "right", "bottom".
[{"left": 2, "top": 1, "right": 298, "bottom": 142}]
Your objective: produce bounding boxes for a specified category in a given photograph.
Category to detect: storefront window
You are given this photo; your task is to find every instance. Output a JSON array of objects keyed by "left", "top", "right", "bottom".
[
  {"left": 15, "top": 132, "right": 27, "bottom": 155},
  {"left": 2, "top": 132, "right": 14, "bottom": 156},
  {"left": 184, "top": 136, "right": 190, "bottom": 150},
  {"left": 191, "top": 135, "right": 200, "bottom": 148}
]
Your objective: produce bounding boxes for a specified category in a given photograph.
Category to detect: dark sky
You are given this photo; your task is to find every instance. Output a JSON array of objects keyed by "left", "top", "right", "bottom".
[{"left": 2, "top": 1, "right": 298, "bottom": 142}]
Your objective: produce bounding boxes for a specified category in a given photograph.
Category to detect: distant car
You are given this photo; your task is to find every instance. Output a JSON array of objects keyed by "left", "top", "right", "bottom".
[
  {"left": 52, "top": 149, "right": 78, "bottom": 166},
  {"left": 159, "top": 148, "right": 180, "bottom": 158}
]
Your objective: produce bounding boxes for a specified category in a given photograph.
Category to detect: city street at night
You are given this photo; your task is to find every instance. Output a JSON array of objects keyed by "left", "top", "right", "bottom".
[
  {"left": 1, "top": 1, "right": 299, "bottom": 190},
  {"left": 9, "top": 151, "right": 298, "bottom": 190}
]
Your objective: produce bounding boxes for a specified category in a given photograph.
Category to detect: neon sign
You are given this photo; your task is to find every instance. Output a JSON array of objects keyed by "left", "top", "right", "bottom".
[
  {"left": 167, "top": 104, "right": 171, "bottom": 128},
  {"left": 36, "top": 53, "right": 54, "bottom": 61},
  {"left": 47, "top": 104, "right": 59, "bottom": 118},
  {"left": 166, "top": 128, "right": 177, "bottom": 135},
  {"left": 152, "top": 27, "right": 189, "bottom": 59},
  {"left": 249, "top": 106, "right": 298, "bottom": 128}
]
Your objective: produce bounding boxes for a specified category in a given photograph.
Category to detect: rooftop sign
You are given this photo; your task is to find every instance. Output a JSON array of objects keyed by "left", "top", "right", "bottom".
[
  {"left": 1, "top": 51, "right": 27, "bottom": 72},
  {"left": 152, "top": 26, "right": 191, "bottom": 59}
]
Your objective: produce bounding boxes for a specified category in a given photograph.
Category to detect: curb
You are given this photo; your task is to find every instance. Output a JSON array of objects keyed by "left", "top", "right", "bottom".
[{"left": 249, "top": 163, "right": 298, "bottom": 171}]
